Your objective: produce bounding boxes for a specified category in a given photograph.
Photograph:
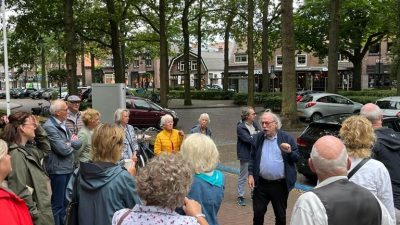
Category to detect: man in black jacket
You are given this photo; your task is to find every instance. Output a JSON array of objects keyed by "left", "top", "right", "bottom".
[
  {"left": 248, "top": 111, "right": 298, "bottom": 225},
  {"left": 361, "top": 103, "right": 400, "bottom": 224}
]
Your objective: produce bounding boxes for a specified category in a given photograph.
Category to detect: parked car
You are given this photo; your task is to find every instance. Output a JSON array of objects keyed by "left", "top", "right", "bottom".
[
  {"left": 30, "top": 88, "right": 49, "bottom": 99},
  {"left": 296, "top": 90, "right": 319, "bottom": 102},
  {"left": 10, "top": 88, "right": 23, "bottom": 99},
  {"left": 126, "top": 96, "right": 178, "bottom": 128},
  {"left": 297, "top": 92, "right": 363, "bottom": 122},
  {"left": 42, "top": 88, "right": 58, "bottom": 100},
  {"left": 21, "top": 88, "right": 37, "bottom": 98},
  {"left": 0, "top": 90, "right": 6, "bottom": 99},
  {"left": 375, "top": 96, "right": 400, "bottom": 117},
  {"left": 81, "top": 87, "right": 134, "bottom": 102},
  {"left": 296, "top": 113, "right": 400, "bottom": 181},
  {"left": 203, "top": 84, "right": 235, "bottom": 92}
]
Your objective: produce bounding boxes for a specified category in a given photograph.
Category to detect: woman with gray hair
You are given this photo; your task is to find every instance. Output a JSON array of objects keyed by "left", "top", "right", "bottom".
[
  {"left": 154, "top": 114, "right": 184, "bottom": 156},
  {"left": 180, "top": 133, "right": 224, "bottom": 225},
  {"left": 189, "top": 113, "right": 212, "bottom": 137},
  {"left": 114, "top": 108, "right": 139, "bottom": 160},
  {"left": 340, "top": 115, "right": 396, "bottom": 222},
  {"left": 112, "top": 154, "right": 209, "bottom": 225}
]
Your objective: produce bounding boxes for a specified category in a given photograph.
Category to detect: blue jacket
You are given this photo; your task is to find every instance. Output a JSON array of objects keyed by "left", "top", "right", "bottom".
[
  {"left": 236, "top": 120, "right": 260, "bottom": 161},
  {"left": 248, "top": 130, "right": 299, "bottom": 191},
  {"left": 43, "top": 116, "right": 82, "bottom": 174},
  {"left": 67, "top": 162, "right": 140, "bottom": 225},
  {"left": 187, "top": 171, "right": 224, "bottom": 225},
  {"left": 189, "top": 125, "right": 212, "bottom": 137}
]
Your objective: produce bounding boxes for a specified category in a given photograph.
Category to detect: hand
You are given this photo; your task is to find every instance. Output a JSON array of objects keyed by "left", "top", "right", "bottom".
[
  {"left": 178, "top": 130, "right": 185, "bottom": 136},
  {"left": 127, "top": 162, "right": 137, "bottom": 176},
  {"left": 280, "top": 143, "right": 291, "bottom": 153},
  {"left": 71, "top": 134, "right": 79, "bottom": 141},
  {"left": 248, "top": 175, "right": 255, "bottom": 189},
  {"left": 131, "top": 151, "right": 138, "bottom": 164},
  {"left": 183, "top": 197, "right": 202, "bottom": 217}
]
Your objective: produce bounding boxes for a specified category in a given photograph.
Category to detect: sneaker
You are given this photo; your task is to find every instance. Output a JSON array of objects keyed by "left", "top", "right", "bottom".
[{"left": 237, "top": 197, "right": 246, "bottom": 206}]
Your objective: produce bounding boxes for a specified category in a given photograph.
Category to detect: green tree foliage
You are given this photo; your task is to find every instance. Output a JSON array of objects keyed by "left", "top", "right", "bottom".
[{"left": 295, "top": 0, "right": 393, "bottom": 90}]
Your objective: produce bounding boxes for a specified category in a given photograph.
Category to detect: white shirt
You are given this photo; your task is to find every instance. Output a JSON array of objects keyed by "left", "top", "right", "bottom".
[
  {"left": 290, "top": 176, "right": 395, "bottom": 225},
  {"left": 349, "top": 158, "right": 396, "bottom": 222}
]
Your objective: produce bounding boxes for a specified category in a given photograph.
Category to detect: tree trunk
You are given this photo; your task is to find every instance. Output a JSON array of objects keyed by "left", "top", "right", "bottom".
[
  {"left": 91, "top": 50, "right": 95, "bottom": 83},
  {"left": 223, "top": 13, "right": 234, "bottom": 91},
  {"left": 196, "top": 0, "right": 203, "bottom": 90},
  {"left": 261, "top": 0, "right": 270, "bottom": 92},
  {"left": 397, "top": 0, "right": 400, "bottom": 95},
  {"left": 281, "top": 0, "right": 300, "bottom": 128},
  {"left": 106, "top": 0, "right": 124, "bottom": 83},
  {"left": 159, "top": 0, "right": 169, "bottom": 107},
  {"left": 182, "top": 0, "right": 193, "bottom": 106},
  {"left": 327, "top": 0, "right": 340, "bottom": 93},
  {"left": 352, "top": 55, "right": 363, "bottom": 91},
  {"left": 247, "top": 0, "right": 255, "bottom": 106},
  {"left": 64, "top": 0, "right": 78, "bottom": 95},
  {"left": 41, "top": 43, "right": 47, "bottom": 88},
  {"left": 81, "top": 43, "right": 86, "bottom": 86}
]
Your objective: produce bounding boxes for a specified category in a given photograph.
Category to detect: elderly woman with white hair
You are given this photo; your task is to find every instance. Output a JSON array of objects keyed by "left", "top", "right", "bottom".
[
  {"left": 189, "top": 113, "right": 212, "bottom": 137},
  {"left": 180, "top": 133, "right": 224, "bottom": 225},
  {"left": 114, "top": 108, "right": 139, "bottom": 160},
  {"left": 154, "top": 114, "right": 184, "bottom": 156}
]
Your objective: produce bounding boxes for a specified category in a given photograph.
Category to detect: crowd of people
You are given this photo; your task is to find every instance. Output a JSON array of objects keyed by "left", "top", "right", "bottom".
[{"left": 1, "top": 95, "right": 400, "bottom": 225}]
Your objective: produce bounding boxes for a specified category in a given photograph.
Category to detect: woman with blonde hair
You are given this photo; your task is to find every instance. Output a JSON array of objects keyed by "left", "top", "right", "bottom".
[
  {"left": 154, "top": 114, "right": 184, "bottom": 156},
  {"left": 0, "top": 139, "right": 34, "bottom": 225},
  {"left": 76, "top": 108, "right": 101, "bottom": 165},
  {"left": 113, "top": 154, "right": 209, "bottom": 225},
  {"left": 67, "top": 124, "right": 140, "bottom": 225},
  {"left": 180, "top": 133, "right": 224, "bottom": 225},
  {"left": 340, "top": 115, "right": 395, "bottom": 222}
]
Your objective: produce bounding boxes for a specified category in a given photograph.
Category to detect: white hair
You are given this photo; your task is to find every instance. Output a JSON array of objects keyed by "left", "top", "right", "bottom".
[
  {"left": 49, "top": 99, "right": 66, "bottom": 115},
  {"left": 360, "top": 104, "right": 383, "bottom": 122},
  {"left": 198, "top": 113, "right": 210, "bottom": 124},
  {"left": 0, "top": 139, "right": 7, "bottom": 160},
  {"left": 114, "top": 108, "right": 130, "bottom": 124},
  {"left": 310, "top": 145, "right": 348, "bottom": 175},
  {"left": 160, "top": 114, "right": 173, "bottom": 128},
  {"left": 260, "top": 111, "right": 282, "bottom": 129}
]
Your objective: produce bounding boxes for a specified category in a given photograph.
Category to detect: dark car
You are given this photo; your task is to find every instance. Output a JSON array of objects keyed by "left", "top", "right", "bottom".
[
  {"left": 80, "top": 87, "right": 134, "bottom": 102},
  {"left": 30, "top": 88, "right": 49, "bottom": 99},
  {"left": 21, "top": 88, "right": 37, "bottom": 98},
  {"left": 126, "top": 96, "right": 178, "bottom": 128},
  {"left": 10, "top": 88, "right": 23, "bottom": 99},
  {"left": 296, "top": 113, "right": 400, "bottom": 181}
]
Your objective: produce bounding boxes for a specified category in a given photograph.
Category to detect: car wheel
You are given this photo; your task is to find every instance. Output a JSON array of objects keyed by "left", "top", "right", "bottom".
[{"left": 310, "top": 113, "right": 322, "bottom": 122}]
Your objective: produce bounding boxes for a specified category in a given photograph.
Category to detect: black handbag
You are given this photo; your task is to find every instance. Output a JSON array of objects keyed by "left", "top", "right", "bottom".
[{"left": 65, "top": 171, "right": 80, "bottom": 225}]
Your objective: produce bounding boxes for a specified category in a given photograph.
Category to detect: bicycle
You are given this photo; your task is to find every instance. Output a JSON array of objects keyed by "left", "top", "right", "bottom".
[{"left": 133, "top": 127, "right": 160, "bottom": 168}]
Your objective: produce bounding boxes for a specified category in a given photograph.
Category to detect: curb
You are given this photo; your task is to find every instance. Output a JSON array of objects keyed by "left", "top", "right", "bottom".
[{"left": 217, "top": 163, "right": 314, "bottom": 192}]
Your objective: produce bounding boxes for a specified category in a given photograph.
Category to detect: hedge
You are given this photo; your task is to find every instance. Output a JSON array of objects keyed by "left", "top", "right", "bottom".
[{"left": 169, "top": 90, "right": 235, "bottom": 100}]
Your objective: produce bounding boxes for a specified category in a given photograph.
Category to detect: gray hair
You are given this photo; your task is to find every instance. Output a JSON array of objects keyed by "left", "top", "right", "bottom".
[
  {"left": 160, "top": 114, "right": 173, "bottom": 128},
  {"left": 260, "top": 111, "right": 282, "bottom": 129},
  {"left": 240, "top": 106, "right": 254, "bottom": 120},
  {"left": 49, "top": 99, "right": 67, "bottom": 115},
  {"left": 360, "top": 104, "right": 383, "bottom": 122},
  {"left": 310, "top": 145, "right": 348, "bottom": 175},
  {"left": 114, "top": 108, "right": 130, "bottom": 124},
  {"left": 198, "top": 113, "right": 210, "bottom": 124},
  {"left": 0, "top": 139, "right": 8, "bottom": 160}
]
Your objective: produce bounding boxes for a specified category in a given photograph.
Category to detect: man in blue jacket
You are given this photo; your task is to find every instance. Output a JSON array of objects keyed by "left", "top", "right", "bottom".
[
  {"left": 248, "top": 111, "right": 298, "bottom": 225},
  {"left": 43, "top": 99, "right": 82, "bottom": 225},
  {"left": 236, "top": 106, "right": 260, "bottom": 206}
]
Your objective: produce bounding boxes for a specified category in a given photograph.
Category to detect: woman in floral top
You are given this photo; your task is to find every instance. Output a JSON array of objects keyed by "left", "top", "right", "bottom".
[
  {"left": 114, "top": 108, "right": 139, "bottom": 160},
  {"left": 112, "top": 154, "right": 209, "bottom": 225}
]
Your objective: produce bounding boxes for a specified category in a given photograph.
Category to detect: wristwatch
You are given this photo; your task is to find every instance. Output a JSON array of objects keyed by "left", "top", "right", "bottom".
[{"left": 194, "top": 213, "right": 206, "bottom": 219}]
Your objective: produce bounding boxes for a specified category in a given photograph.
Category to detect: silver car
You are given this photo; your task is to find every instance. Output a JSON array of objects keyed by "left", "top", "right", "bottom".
[
  {"left": 376, "top": 96, "right": 400, "bottom": 117},
  {"left": 297, "top": 92, "right": 363, "bottom": 122}
]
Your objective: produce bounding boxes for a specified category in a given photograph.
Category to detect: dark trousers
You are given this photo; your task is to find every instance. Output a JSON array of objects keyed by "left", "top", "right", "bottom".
[
  {"left": 252, "top": 177, "right": 289, "bottom": 225},
  {"left": 49, "top": 173, "right": 72, "bottom": 225}
]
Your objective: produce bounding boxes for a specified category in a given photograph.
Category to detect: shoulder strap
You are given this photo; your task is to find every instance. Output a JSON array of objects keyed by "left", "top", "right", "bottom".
[
  {"left": 71, "top": 170, "right": 80, "bottom": 202},
  {"left": 348, "top": 158, "right": 370, "bottom": 179},
  {"left": 117, "top": 209, "right": 131, "bottom": 225}
]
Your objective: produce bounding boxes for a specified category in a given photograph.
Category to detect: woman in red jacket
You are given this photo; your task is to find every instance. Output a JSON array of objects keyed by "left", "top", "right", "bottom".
[{"left": 0, "top": 139, "right": 33, "bottom": 225}]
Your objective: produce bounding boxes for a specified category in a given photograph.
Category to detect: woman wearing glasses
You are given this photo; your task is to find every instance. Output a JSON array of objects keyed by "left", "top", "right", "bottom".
[{"left": 0, "top": 112, "right": 54, "bottom": 225}]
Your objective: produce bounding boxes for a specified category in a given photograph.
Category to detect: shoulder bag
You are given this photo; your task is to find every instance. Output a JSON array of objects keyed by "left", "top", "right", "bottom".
[{"left": 65, "top": 171, "right": 80, "bottom": 225}]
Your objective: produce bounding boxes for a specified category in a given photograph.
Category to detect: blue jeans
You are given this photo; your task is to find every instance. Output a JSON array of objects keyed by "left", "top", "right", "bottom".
[
  {"left": 49, "top": 173, "right": 72, "bottom": 225},
  {"left": 237, "top": 160, "right": 249, "bottom": 198}
]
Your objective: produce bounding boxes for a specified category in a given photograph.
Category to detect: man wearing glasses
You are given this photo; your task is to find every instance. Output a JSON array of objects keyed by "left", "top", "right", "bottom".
[
  {"left": 236, "top": 106, "right": 260, "bottom": 206},
  {"left": 65, "top": 95, "right": 84, "bottom": 135},
  {"left": 248, "top": 111, "right": 298, "bottom": 225}
]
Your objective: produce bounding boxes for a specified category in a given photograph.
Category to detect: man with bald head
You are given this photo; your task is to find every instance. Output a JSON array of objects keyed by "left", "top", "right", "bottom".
[
  {"left": 43, "top": 99, "right": 82, "bottom": 225},
  {"left": 361, "top": 103, "right": 400, "bottom": 224},
  {"left": 290, "top": 135, "right": 394, "bottom": 225}
]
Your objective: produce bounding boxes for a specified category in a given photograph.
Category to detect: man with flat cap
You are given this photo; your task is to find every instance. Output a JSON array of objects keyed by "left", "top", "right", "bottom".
[
  {"left": 290, "top": 135, "right": 394, "bottom": 225},
  {"left": 66, "top": 95, "right": 83, "bottom": 135}
]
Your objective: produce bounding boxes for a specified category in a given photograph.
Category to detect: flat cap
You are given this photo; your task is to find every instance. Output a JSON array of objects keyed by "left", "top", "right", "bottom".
[{"left": 67, "top": 95, "right": 81, "bottom": 102}]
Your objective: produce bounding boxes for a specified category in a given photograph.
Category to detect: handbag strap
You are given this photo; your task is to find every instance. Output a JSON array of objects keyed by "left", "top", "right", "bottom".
[
  {"left": 117, "top": 209, "right": 131, "bottom": 225},
  {"left": 348, "top": 158, "right": 370, "bottom": 179}
]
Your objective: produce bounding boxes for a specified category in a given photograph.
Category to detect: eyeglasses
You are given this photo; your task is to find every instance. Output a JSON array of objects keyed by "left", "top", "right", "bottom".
[
  {"left": 261, "top": 121, "right": 276, "bottom": 126},
  {"left": 23, "top": 123, "right": 37, "bottom": 128},
  {"left": 69, "top": 101, "right": 81, "bottom": 104}
]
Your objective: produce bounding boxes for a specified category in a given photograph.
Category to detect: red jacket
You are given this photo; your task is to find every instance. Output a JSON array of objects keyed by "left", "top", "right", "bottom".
[{"left": 0, "top": 187, "right": 33, "bottom": 225}]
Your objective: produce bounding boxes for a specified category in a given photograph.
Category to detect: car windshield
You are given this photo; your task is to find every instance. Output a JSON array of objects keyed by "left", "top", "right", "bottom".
[{"left": 377, "top": 100, "right": 400, "bottom": 110}]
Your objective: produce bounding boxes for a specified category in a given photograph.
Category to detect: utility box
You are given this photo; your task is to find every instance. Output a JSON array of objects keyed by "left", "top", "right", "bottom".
[{"left": 92, "top": 83, "right": 126, "bottom": 124}]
